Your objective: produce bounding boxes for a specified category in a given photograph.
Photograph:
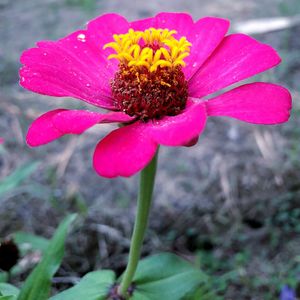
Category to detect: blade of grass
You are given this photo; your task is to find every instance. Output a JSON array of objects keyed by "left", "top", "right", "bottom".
[
  {"left": 17, "top": 214, "right": 77, "bottom": 300},
  {"left": 0, "top": 162, "right": 39, "bottom": 198}
]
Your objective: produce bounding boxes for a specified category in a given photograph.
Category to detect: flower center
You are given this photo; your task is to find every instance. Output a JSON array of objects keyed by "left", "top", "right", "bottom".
[{"left": 104, "top": 28, "right": 191, "bottom": 120}]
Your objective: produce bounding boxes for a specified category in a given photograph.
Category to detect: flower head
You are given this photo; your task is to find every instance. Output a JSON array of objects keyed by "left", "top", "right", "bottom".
[
  {"left": 106, "top": 28, "right": 190, "bottom": 120},
  {"left": 20, "top": 13, "right": 292, "bottom": 178}
]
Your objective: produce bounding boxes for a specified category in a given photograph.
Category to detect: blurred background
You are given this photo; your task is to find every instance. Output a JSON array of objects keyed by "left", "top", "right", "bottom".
[{"left": 0, "top": 0, "right": 300, "bottom": 299}]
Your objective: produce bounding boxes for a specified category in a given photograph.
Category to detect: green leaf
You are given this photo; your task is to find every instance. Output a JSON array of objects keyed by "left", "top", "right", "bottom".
[
  {"left": 130, "top": 253, "right": 207, "bottom": 300},
  {"left": 0, "top": 162, "right": 39, "bottom": 197},
  {"left": 132, "top": 270, "right": 206, "bottom": 300},
  {"left": 0, "top": 296, "right": 16, "bottom": 300},
  {"left": 184, "top": 286, "right": 222, "bottom": 300},
  {"left": 13, "top": 232, "right": 49, "bottom": 254},
  {"left": 0, "top": 283, "right": 19, "bottom": 296},
  {"left": 129, "top": 291, "right": 150, "bottom": 300},
  {"left": 50, "top": 271, "right": 115, "bottom": 300},
  {"left": 17, "top": 214, "right": 77, "bottom": 300},
  {"left": 133, "top": 253, "right": 200, "bottom": 284},
  {"left": 0, "top": 273, "right": 7, "bottom": 283}
]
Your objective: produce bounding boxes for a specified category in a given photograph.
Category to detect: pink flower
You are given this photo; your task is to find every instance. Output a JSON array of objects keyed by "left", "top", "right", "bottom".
[{"left": 20, "top": 13, "right": 292, "bottom": 178}]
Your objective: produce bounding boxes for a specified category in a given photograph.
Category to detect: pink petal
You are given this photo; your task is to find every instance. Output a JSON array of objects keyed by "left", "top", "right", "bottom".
[
  {"left": 20, "top": 42, "right": 112, "bottom": 109},
  {"left": 27, "top": 109, "right": 133, "bottom": 147},
  {"left": 130, "top": 16, "right": 156, "bottom": 31},
  {"left": 20, "top": 13, "right": 130, "bottom": 109},
  {"left": 147, "top": 100, "right": 207, "bottom": 146},
  {"left": 188, "top": 34, "right": 281, "bottom": 98},
  {"left": 206, "top": 82, "right": 292, "bottom": 124},
  {"left": 155, "top": 12, "right": 194, "bottom": 37},
  {"left": 27, "top": 109, "right": 66, "bottom": 147},
  {"left": 184, "top": 17, "right": 230, "bottom": 79},
  {"left": 93, "top": 123, "right": 157, "bottom": 178},
  {"left": 130, "top": 12, "right": 194, "bottom": 38},
  {"left": 87, "top": 13, "right": 129, "bottom": 54}
]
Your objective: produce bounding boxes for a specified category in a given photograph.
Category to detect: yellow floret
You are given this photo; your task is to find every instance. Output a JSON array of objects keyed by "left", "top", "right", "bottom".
[{"left": 104, "top": 28, "right": 191, "bottom": 72}]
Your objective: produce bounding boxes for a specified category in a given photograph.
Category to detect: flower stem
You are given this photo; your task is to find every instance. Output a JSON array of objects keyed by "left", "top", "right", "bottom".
[{"left": 118, "top": 151, "right": 158, "bottom": 298}]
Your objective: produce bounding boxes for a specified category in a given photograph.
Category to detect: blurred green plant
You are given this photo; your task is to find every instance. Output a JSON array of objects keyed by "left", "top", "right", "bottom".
[
  {"left": 267, "top": 191, "right": 300, "bottom": 234},
  {"left": 44, "top": 166, "right": 88, "bottom": 215},
  {"left": 279, "top": 0, "right": 300, "bottom": 16},
  {"left": 64, "top": 0, "right": 97, "bottom": 12},
  {"left": 50, "top": 271, "right": 115, "bottom": 300},
  {"left": 2, "top": 222, "right": 225, "bottom": 300},
  {"left": 0, "top": 215, "right": 76, "bottom": 300},
  {"left": 192, "top": 237, "right": 300, "bottom": 300},
  {"left": 0, "top": 232, "right": 50, "bottom": 283},
  {"left": 51, "top": 253, "right": 207, "bottom": 300},
  {"left": 17, "top": 214, "right": 76, "bottom": 300},
  {"left": 0, "top": 162, "right": 39, "bottom": 198},
  {"left": 13, "top": 232, "right": 50, "bottom": 255},
  {"left": 0, "top": 283, "right": 19, "bottom": 299}
]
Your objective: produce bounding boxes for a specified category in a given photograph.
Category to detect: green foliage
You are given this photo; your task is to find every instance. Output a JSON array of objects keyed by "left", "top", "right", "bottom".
[
  {"left": 64, "top": 0, "right": 96, "bottom": 11},
  {"left": 131, "top": 253, "right": 207, "bottom": 300},
  {"left": 70, "top": 193, "right": 88, "bottom": 215},
  {"left": 191, "top": 239, "right": 300, "bottom": 300},
  {"left": 17, "top": 214, "right": 77, "bottom": 300},
  {"left": 278, "top": 0, "right": 300, "bottom": 15},
  {"left": 0, "top": 283, "right": 19, "bottom": 297},
  {"left": 265, "top": 191, "right": 300, "bottom": 235},
  {"left": 0, "top": 233, "right": 50, "bottom": 283},
  {"left": 50, "top": 271, "right": 115, "bottom": 300},
  {"left": 0, "top": 296, "right": 16, "bottom": 300},
  {"left": 185, "top": 286, "right": 222, "bottom": 300},
  {"left": 0, "top": 162, "right": 39, "bottom": 198},
  {"left": 13, "top": 232, "right": 50, "bottom": 255},
  {"left": 51, "top": 253, "right": 207, "bottom": 300},
  {"left": 0, "top": 274, "right": 7, "bottom": 284},
  {"left": 185, "top": 250, "right": 248, "bottom": 299},
  {"left": 44, "top": 165, "right": 88, "bottom": 214}
]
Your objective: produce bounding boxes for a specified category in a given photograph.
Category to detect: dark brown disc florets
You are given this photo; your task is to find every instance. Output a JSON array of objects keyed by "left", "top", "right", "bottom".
[{"left": 111, "top": 65, "right": 188, "bottom": 121}]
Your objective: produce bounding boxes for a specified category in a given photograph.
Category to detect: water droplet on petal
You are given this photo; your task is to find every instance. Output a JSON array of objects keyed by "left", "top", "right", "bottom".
[
  {"left": 77, "top": 33, "right": 86, "bottom": 42},
  {"left": 192, "top": 62, "right": 197, "bottom": 68},
  {"left": 43, "top": 52, "right": 47, "bottom": 56},
  {"left": 21, "top": 77, "right": 25, "bottom": 82},
  {"left": 86, "top": 83, "right": 91, "bottom": 87}
]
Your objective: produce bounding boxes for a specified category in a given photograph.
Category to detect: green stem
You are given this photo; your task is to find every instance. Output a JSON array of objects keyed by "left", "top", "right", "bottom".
[{"left": 118, "top": 151, "right": 158, "bottom": 298}]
